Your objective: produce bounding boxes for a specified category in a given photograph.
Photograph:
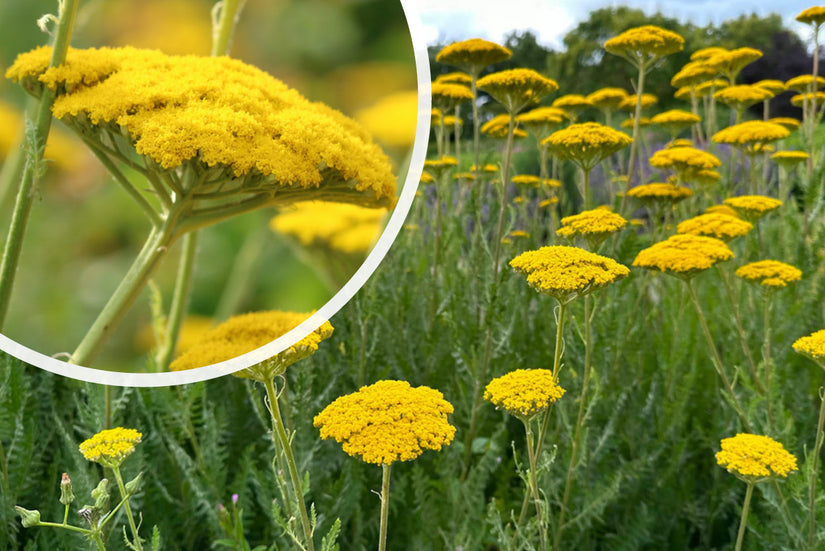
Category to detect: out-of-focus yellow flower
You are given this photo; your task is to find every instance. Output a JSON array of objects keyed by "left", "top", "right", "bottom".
[
  {"left": 633, "top": 234, "right": 734, "bottom": 278},
  {"left": 587, "top": 87, "right": 630, "bottom": 110},
  {"left": 434, "top": 72, "right": 472, "bottom": 85},
  {"left": 736, "top": 260, "right": 801, "bottom": 288},
  {"left": 791, "top": 92, "right": 825, "bottom": 108},
  {"left": 355, "top": 90, "right": 418, "bottom": 149},
  {"left": 754, "top": 79, "right": 787, "bottom": 95},
  {"left": 691, "top": 47, "right": 728, "bottom": 61},
  {"left": 649, "top": 146, "right": 721, "bottom": 180},
  {"left": 704, "top": 48, "right": 763, "bottom": 82},
  {"left": 481, "top": 114, "right": 527, "bottom": 139},
  {"left": 713, "top": 85, "right": 774, "bottom": 112},
  {"left": 628, "top": 182, "right": 693, "bottom": 204},
  {"left": 677, "top": 213, "right": 753, "bottom": 241},
  {"left": 712, "top": 121, "right": 790, "bottom": 154},
  {"left": 768, "top": 117, "right": 802, "bottom": 131},
  {"left": 557, "top": 207, "right": 627, "bottom": 246},
  {"left": 604, "top": 25, "right": 684, "bottom": 67},
  {"left": 436, "top": 38, "right": 512, "bottom": 75},
  {"left": 771, "top": 150, "right": 809, "bottom": 168},
  {"left": 705, "top": 204, "right": 740, "bottom": 217},
  {"left": 794, "top": 330, "right": 825, "bottom": 361},
  {"left": 695, "top": 79, "right": 730, "bottom": 96},
  {"left": 477, "top": 69, "right": 559, "bottom": 113},
  {"left": 671, "top": 62, "right": 716, "bottom": 88},
  {"left": 270, "top": 201, "right": 387, "bottom": 254},
  {"left": 724, "top": 195, "right": 782, "bottom": 220},
  {"left": 543, "top": 122, "right": 632, "bottom": 171},
  {"left": 651, "top": 109, "right": 701, "bottom": 136},
  {"left": 797, "top": 6, "right": 825, "bottom": 26},
  {"left": 619, "top": 93, "right": 658, "bottom": 111},
  {"left": 785, "top": 74, "right": 825, "bottom": 92}
]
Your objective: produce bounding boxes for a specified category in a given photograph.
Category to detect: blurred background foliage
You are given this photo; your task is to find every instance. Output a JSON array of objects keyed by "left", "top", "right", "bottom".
[{"left": 0, "top": 0, "right": 417, "bottom": 371}]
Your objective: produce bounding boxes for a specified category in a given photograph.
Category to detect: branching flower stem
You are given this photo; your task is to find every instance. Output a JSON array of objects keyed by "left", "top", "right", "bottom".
[
  {"left": 112, "top": 466, "right": 143, "bottom": 551},
  {"left": 716, "top": 267, "right": 763, "bottom": 393}
]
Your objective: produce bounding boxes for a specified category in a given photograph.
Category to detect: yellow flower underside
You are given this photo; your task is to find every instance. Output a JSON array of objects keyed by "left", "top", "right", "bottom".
[
  {"left": 314, "top": 380, "right": 456, "bottom": 465},
  {"left": 510, "top": 245, "right": 629, "bottom": 302},
  {"left": 716, "top": 433, "right": 797, "bottom": 479},
  {"left": 619, "top": 93, "right": 658, "bottom": 111},
  {"left": 484, "top": 369, "right": 565, "bottom": 419},
  {"left": 79, "top": 427, "right": 142, "bottom": 465},
  {"left": 796, "top": 6, "right": 825, "bottom": 26},
  {"left": 705, "top": 204, "right": 739, "bottom": 217},
  {"left": 677, "top": 213, "right": 753, "bottom": 241},
  {"left": 431, "top": 82, "right": 474, "bottom": 106},
  {"left": 633, "top": 234, "right": 734, "bottom": 277},
  {"left": 768, "top": 118, "right": 802, "bottom": 131},
  {"left": 270, "top": 201, "right": 386, "bottom": 254},
  {"left": 627, "top": 182, "right": 693, "bottom": 202},
  {"left": 557, "top": 207, "right": 627, "bottom": 238},
  {"left": 435, "top": 38, "right": 512, "bottom": 70},
  {"left": 671, "top": 62, "right": 716, "bottom": 88},
  {"left": 794, "top": 330, "right": 825, "bottom": 360},
  {"left": 704, "top": 48, "right": 763, "bottom": 79},
  {"left": 604, "top": 25, "right": 685, "bottom": 63},
  {"left": 169, "top": 311, "right": 333, "bottom": 373},
  {"left": 543, "top": 122, "right": 632, "bottom": 171},
  {"left": 477, "top": 68, "right": 559, "bottom": 112},
  {"left": 723, "top": 195, "right": 782, "bottom": 218},
  {"left": 651, "top": 109, "right": 701, "bottom": 129},
  {"left": 791, "top": 92, "right": 825, "bottom": 107},
  {"left": 735, "top": 260, "right": 801, "bottom": 288},
  {"left": 713, "top": 85, "right": 774, "bottom": 110},
  {"left": 691, "top": 47, "right": 728, "bottom": 61},
  {"left": 587, "top": 87, "right": 630, "bottom": 109},
  {"left": 712, "top": 121, "right": 790, "bottom": 149}
]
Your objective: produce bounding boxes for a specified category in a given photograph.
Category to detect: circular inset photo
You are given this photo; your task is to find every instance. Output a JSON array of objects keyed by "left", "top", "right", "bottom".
[{"left": 0, "top": 0, "right": 430, "bottom": 384}]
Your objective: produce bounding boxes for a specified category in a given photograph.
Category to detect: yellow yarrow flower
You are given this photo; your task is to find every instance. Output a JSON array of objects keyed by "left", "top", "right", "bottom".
[
  {"left": 434, "top": 72, "right": 473, "bottom": 85},
  {"left": 705, "top": 204, "right": 740, "bottom": 217},
  {"left": 794, "top": 330, "right": 825, "bottom": 361},
  {"left": 477, "top": 69, "right": 559, "bottom": 114},
  {"left": 435, "top": 38, "right": 512, "bottom": 74},
  {"left": 797, "top": 6, "right": 825, "bottom": 26},
  {"left": 723, "top": 195, "right": 782, "bottom": 219},
  {"left": 510, "top": 245, "right": 629, "bottom": 304},
  {"left": 587, "top": 87, "right": 630, "bottom": 110},
  {"left": 712, "top": 121, "right": 790, "bottom": 154},
  {"left": 649, "top": 146, "right": 721, "bottom": 179},
  {"left": 79, "top": 427, "right": 142, "bottom": 468},
  {"left": 484, "top": 369, "right": 565, "bottom": 420},
  {"left": 633, "top": 234, "right": 734, "bottom": 278},
  {"left": 768, "top": 118, "right": 802, "bottom": 131},
  {"left": 431, "top": 82, "right": 474, "bottom": 110},
  {"left": 691, "top": 47, "right": 728, "bottom": 61},
  {"left": 314, "top": 380, "right": 456, "bottom": 465},
  {"left": 557, "top": 207, "right": 627, "bottom": 246},
  {"left": 543, "top": 122, "right": 632, "bottom": 171},
  {"left": 481, "top": 114, "right": 527, "bottom": 139},
  {"left": 511, "top": 174, "right": 542, "bottom": 187},
  {"left": 791, "top": 92, "right": 825, "bottom": 108},
  {"left": 704, "top": 48, "right": 762, "bottom": 81},
  {"left": 754, "top": 79, "right": 787, "bottom": 95},
  {"left": 539, "top": 197, "right": 559, "bottom": 208},
  {"left": 355, "top": 90, "right": 418, "bottom": 148},
  {"left": 671, "top": 62, "right": 716, "bottom": 88},
  {"left": 785, "top": 74, "right": 825, "bottom": 92},
  {"left": 695, "top": 79, "right": 730, "bottom": 96},
  {"left": 651, "top": 109, "right": 701, "bottom": 136},
  {"left": 736, "top": 260, "right": 802, "bottom": 288},
  {"left": 771, "top": 150, "right": 809, "bottom": 168},
  {"left": 627, "top": 182, "right": 693, "bottom": 204},
  {"left": 716, "top": 433, "right": 797, "bottom": 480},
  {"left": 270, "top": 201, "right": 386, "bottom": 254},
  {"left": 621, "top": 116, "right": 652, "bottom": 128},
  {"left": 169, "top": 311, "right": 333, "bottom": 381},
  {"left": 618, "top": 93, "right": 658, "bottom": 111},
  {"left": 713, "top": 85, "right": 774, "bottom": 112},
  {"left": 677, "top": 213, "right": 753, "bottom": 241},
  {"left": 604, "top": 25, "right": 685, "bottom": 67}
]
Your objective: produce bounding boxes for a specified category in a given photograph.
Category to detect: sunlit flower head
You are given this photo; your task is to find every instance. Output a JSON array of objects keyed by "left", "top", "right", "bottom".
[
  {"left": 768, "top": 117, "right": 802, "bottom": 131},
  {"left": 511, "top": 245, "right": 629, "bottom": 303},
  {"left": 511, "top": 174, "right": 542, "bottom": 187},
  {"left": 796, "top": 6, "right": 825, "bottom": 26},
  {"left": 552, "top": 94, "right": 593, "bottom": 118},
  {"left": 604, "top": 25, "right": 684, "bottom": 67},
  {"left": 355, "top": 90, "right": 418, "bottom": 148},
  {"left": 270, "top": 202, "right": 386, "bottom": 254},
  {"left": 633, "top": 234, "right": 734, "bottom": 278},
  {"left": 713, "top": 85, "right": 774, "bottom": 112},
  {"left": 704, "top": 48, "right": 763, "bottom": 81},
  {"left": 694, "top": 169, "right": 722, "bottom": 186},
  {"left": 794, "top": 330, "right": 825, "bottom": 361},
  {"left": 431, "top": 82, "right": 474, "bottom": 111},
  {"left": 618, "top": 93, "right": 658, "bottom": 111},
  {"left": 771, "top": 150, "right": 809, "bottom": 168},
  {"left": 716, "top": 433, "right": 797, "bottom": 481},
  {"left": 705, "top": 204, "right": 739, "bottom": 217},
  {"left": 791, "top": 92, "right": 825, "bottom": 108},
  {"left": 587, "top": 87, "right": 630, "bottom": 110},
  {"left": 695, "top": 79, "right": 730, "bottom": 96},
  {"left": 516, "top": 107, "right": 567, "bottom": 138},
  {"left": 651, "top": 109, "right": 701, "bottom": 135},
  {"left": 435, "top": 38, "right": 512, "bottom": 75},
  {"left": 485, "top": 369, "right": 565, "bottom": 420},
  {"left": 543, "top": 122, "right": 632, "bottom": 171},
  {"left": 424, "top": 155, "right": 459, "bottom": 179},
  {"left": 712, "top": 121, "right": 790, "bottom": 154},
  {"left": 676, "top": 213, "right": 753, "bottom": 241},
  {"left": 671, "top": 61, "right": 716, "bottom": 88},
  {"left": 481, "top": 114, "right": 527, "bottom": 139},
  {"left": 649, "top": 146, "right": 721, "bottom": 179},
  {"left": 736, "top": 260, "right": 801, "bottom": 288},
  {"left": 621, "top": 116, "right": 652, "bottom": 128},
  {"left": 557, "top": 207, "right": 627, "bottom": 246},
  {"left": 754, "top": 79, "right": 787, "bottom": 95},
  {"left": 434, "top": 72, "right": 473, "bottom": 85},
  {"left": 690, "top": 47, "right": 728, "bottom": 61},
  {"left": 314, "top": 380, "right": 455, "bottom": 465},
  {"left": 723, "top": 195, "right": 782, "bottom": 220},
  {"left": 627, "top": 182, "right": 693, "bottom": 204},
  {"left": 477, "top": 68, "right": 559, "bottom": 113},
  {"left": 79, "top": 427, "right": 142, "bottom": 468},
  {"left": 785, "top": 74, "right": 825, "bottom": 92}
]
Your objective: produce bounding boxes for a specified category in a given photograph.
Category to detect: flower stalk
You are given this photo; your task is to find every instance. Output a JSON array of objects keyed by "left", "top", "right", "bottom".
[
  {"left": 378, "top": 464, "right": 392, "bottom": 551},
  {"left": 735, "top": 482, "right": 755, "bottom": 551}
]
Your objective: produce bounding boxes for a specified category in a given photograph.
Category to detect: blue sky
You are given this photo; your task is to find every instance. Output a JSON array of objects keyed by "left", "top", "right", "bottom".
[{"left": 414, "top": 0, "right": 820, "bottom": 48}]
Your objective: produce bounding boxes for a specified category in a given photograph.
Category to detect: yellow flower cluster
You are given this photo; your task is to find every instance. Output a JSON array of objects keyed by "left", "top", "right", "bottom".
[
  {"left": 431, "top": 82, "right": 474, "bottom": 106},
  {"left": 484, "top": 369, "right": 565, "bottom": 419},
  {"left": 543, "top": 122, "right": 632, "bottom": 171},
  {"left": 552, "top": 94, "right": 593, "bottom": 111},
  {"left": 435, "top": 38, "right": 512, "bottom": 71},
  {"left": 557, "top": 207, "right": 627, "bottom": 242},
  {"left": 723, "top": 195, "right": 782, "bottom": 219},
  {"left": 7, "top": 46, "right": 396, "bottom": 204},
  {"left": 713, "top": 85, "right": 774, "bottom": 111},
  {"left": 704, "top": 48, "right": 763, "bottom": 80},
  {"left": 785, "top": 74, "right": 825, "bottom": 91},
  {"left": 651, "top": 109, "right": 701, "bottom": 126},
  {"left": 355, "top": 90, "right": 417, "bottom": 148},
  {"left": 671, "top": 62, "right": 716, "bottom": 88},
  {"left": 621, "top": 117, "right": 652, "bottom": 128},
  {"left": 619, "top": 93, "right": 658, "bottom": 111},
  {"left": 691, "top": 47, "right": 728, "bottom": 61},
  {"left": 791, "top": 92, "right": 825, "bottom": 107},
  {"left": 771, "top": 150, "right": 809, "bottom": 166},
  {"left": 169, "top": 311, "right": 333, "bottom": 378},
  {"left": 705, "top": 204, "right": 739, "bottom": 217},
  {"left": 633, "top": 234, "right": 734, "bottom": 278},
  {"left": 649, "top": 146, "right": 721, "bottom": 178},
  {"left": 587, "top": 87, "right": 630, "bottom": 109},
  {"left": 516, "top": 107, "right": 567, "bottom": 131},
  {"left": 797, "top": 6, "right": 825, "bottom": 26},
  {"left": 434, "top": 72, "right": 473, "bottom": 85},
  {"left": 794, "top": 330, "right": 825, "bottom": 360},
  {"left": 511, "top": 174, "right": 542, "bottom": 187},
  {"left": 676, "top": 213, "right": 753, "bottom": 241},
  {"left": 712, "top": 121, "right": 790, "bottom": 152},
  {"left": 716, "top": 433, "right": 798, "bottom": 479},
  {"left": 79, "top": 427, "right": 142, "bottom": 467},
  {"left": 481, "top": 115, "right": 526, "bottom": 139},
  {"left": 735, "top": 260, "right": 802, "bottom": 288},
  {"left": 754, "top": 79, "right": 787, "bottom": 95},
  {"left": 510, "top": 245, "right": 629, "bottom": 303},
  {"left": 314, "top": 380, "right": 456, "bottom": 465},
  {"left": 627, "top": 182, "right": 693, "bottom": 203},
  {"left": 270, "top": 202, "right": 386, "bottom": 254},
  {"left": 604, "top": 25, "right": 685, "bottom": 63},
  {"left": 477, "top": 69, "right": 559, "bottom": 112}
]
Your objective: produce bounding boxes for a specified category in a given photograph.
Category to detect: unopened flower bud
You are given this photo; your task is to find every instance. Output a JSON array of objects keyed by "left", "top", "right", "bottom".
[
  {"left": 15, "top": 506, "right": 41, "bottom": 528},
  {"left": 59, "top": 473, "right": 75, "bottom": 506},
  {"left": 92, "top": 479, "right": 110, "bottom": 512},
  {"left": 124, "top": 472, "right": 143, "bottom": 496}
]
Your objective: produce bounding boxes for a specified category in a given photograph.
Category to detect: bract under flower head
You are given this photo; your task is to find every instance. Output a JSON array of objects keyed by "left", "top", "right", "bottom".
[
  {"left": 587, "top": 87, "right": 630, "bottom": 110},
  {"left": 796, "top": 6, "right": 825, "bottom": 26},
  {"left": 632, "top": 234, "right": 734, "bottom": 278},
  {"left": 79, "top": 427, "right": 142, "bottom": 467},
  {"left": 435, "top": 38, "right": 512, "bottom": 75},
  {"left": 7, "top": 46, "right": 396, "bottom": 208},
  {"left": 736, "top": 260, "right": 801, "bottom": 288},
  {"left": 169, "top": 311, "right": 333, "bottom": 380},
  {"left": 477, "top": 69, "right": 559, "bottom": 114},
  {"left": 794, "top": 330, "right": 825, "bottom": 361},
  {"left": 712, "top": 121, "right": 790, "bottom": 154},
  {"left": 270, "top": 202, "right": 386, "bottom": 254},
  {"left": 557, "top": 207, "right": 627, "bottom": 246},
  {"left": 604, "top": 25, "right": 684, "bottom": 67},
  {"left": 484, "top": 369, "right": 565, "bottom": 420},
  {"left": 716, "top": 433, "right": 797, "bottom": 481},
  {"left": 543, "top": 122, "right": 632, "bottom": 171},
  {"left": 314, "top": 380, "right": 456, "bottom": 465},
  {"left": 627, "top": 182, "right": 693, "bottom": 204},
  {"left": 510, "top": 245, "right": 629, "bottom": 303},
  {"left": 677, "top": 213, "right": 753, "bottom": 241},
  {"left": 724, "top": 195, "right": 782, "bottom": 219}
]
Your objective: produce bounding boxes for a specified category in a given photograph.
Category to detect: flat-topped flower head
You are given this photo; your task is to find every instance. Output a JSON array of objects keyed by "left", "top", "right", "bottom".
[
  {"left": 435, "top": 38, "right": 512, "bottom": 75},
  {"left": 270, "top": 202, "right": 386, "bottom": 254},
  {"left": 677, "top": 213, "right": 753, "bottom": 241},
  {"left": 791, "top": 92, "right": 825, "bottom": 108},
  {"left": 485, "top": 369, "right": 565, "bottom": 420},
  {"left": 477, "top": 69, "right": 559, "bottom": 114},
  {"left": 671, "top": 62, "right": 716, "bottom": 88},
  {"left": 712, "top": 121, "right": 790, "bottom": 154},
  {"left": 516, "top": 107, "right": 567, "bottom": 138},
  {"left": 704, "top": 48, "right": 763, "bottom": 81},
  {"left": 557, "top": 207, "right": 627, "bottom": 247},
  {"left": 724, "top": 195, "right": 782, "bottom": 220},
  {"left": 716, "top": 433, "right": 797, "bottom": 481},
  {"left": 79, "top": 427, "right": 142, "bottom": 468},
  {"left": 705, "top": 204, "right": 740, "bottom": 217},
  {"left": 431, "top": 82, "right": 474, "bottom": 111},
  {"left": 604, "top": 25, "right": 684, "bottom": 67},
  {"left": 621, "top": 116, "right": 652, "bottom": 129},
  {"left": 713, "top": 85, "right": 774, "bottom": 112},
  {"left": 695, "top": 79, "right": 730, "bottom": 96},
  {"left": 543, "top": 122, "right": 632, "bottom": 171},
  {"left": 471, "top": 163, "right": 499, "bottom": 174},
  {"left": 797, "top": 6, "right": 825, "bottom": 27},
  {"left": 7, "top": 46, "right": 396, "bottom": 209},
  {"left": 785, "top": 74, "right": 825, "bottom": 92},
  {"left": 691, "top": 47, "right": 728, "bottom": 61},
  {"left": 633, "top": 234, "right": 734, "bottom": 278},
  {"left": 481, "top": 114, "right": 527, "bottom": 139},
  {"left": 355, "top": 90, "right": 417, "bottom": 149},
  {"left": 754, "top": 79, "right": 787, "bottom": 95},
  {"left": 668, "top": 139, "right": 694, "bottom": 148},
  {"left": 552, "top": 94, "right": 593, "bottom": 119},
  {"left": 434, "top": 72, "right": 473, "bottom": 85},
  {"left": 314, "top": 380, "right": 455, "bottom": 465},
  {"left": 424, "top": 155, "right": 459, "bottom": 179},
  {"left": 772, "top": 150, "right": 809, "bottom": 168},
  {"left": 539, "top": 197, "right": 560, "bottom": 208},
  {"left": 649, "top": 146, "right": 721, "bottom": 180},
  {"left": 420, "top": 171, "right": 434, "bottom": 184},
  {"left": 628, "top": 182, "right": 693, "bottom": 204},
  {"left": 768, "top": 118, "right": 802, "bottom": 131},
  {"left": 510, "top": 245, "right": 629, "bottom": 303},
  {"left": 511, "top": 174, "right": 542, "bottom": 187},
  {"left": 619, "top": 93, "right": 658, "bottom": 111},
  {"left": 794, "top": 330, "right": 825, "bottom": 361},
  {"left": 736, "top": 260, "right": 802, "bottom": 288},
  {"left": 587, "top": 87, "right": 630, "bottom": 110},
  {"left": 694, "top": 169, "right": 722, "bottom": 187},
  {"left": 169, "top": 311, "right": 334, "bottom": 381},
  {"left": 651, "top": 109, "right": 701, "bottom": 135}
]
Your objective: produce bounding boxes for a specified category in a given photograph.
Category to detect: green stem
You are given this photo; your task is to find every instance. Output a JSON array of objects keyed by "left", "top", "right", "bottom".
[
  {"left": 214, "top": 221, "right": 267, "bottom": 321},
  {"left": 555, "top": 295, "right": 592, "bottom": 550},
  {"left": 717, "top": 267, "right": 763, "bottom": 393},
  {"left": 735, "top": 483, "right": 754, "bottom": 551},
  {"left": 0, "top": 0, "right": 80, "bottom": 329},
  {"left": 762, "top": 292, "right": 773, "bottom": 428},
  {"left": 471, "top": 76, "right": 481, "bottom": 189},
  {"left": 582, "top": 168, "right": 591, "bottom": 210},
  {"left": 211, "top": 0, "right": 246, "bottom": 57},
  {"left": 156, "top": 232, "right": 198, "bottom": 370},
  {"left": 92, "top": 534, "right": 107, "bottom": 551},
  {"left": 36, "top": 521, "right": 92, "bottom": 535},
  {"left": 378, "top": 463, "right": 392, "bottom": 551},
  {"left": 104, "top": 386, "right": 112, "bottom": 429},
  {"left": 113, "top": 466, "right": 143, "bottom": 551},
  {"left": 619, "top": 60, "right": 646, "bottom": 216},
  {"left": 264, "top": 377, "right": 315, "bottom": 551},
  {"left": 524, "top": 422, "right": 548, "bottom": 551},
  {"left": 810, "top": 379, "right": 825, "bottom": 550},
  {"left": 685, "top": 279, "right": 751, "bottom": 430}
]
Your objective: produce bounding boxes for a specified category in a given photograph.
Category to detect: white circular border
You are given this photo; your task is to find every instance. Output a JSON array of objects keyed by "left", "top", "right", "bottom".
[{"left": 0, "top": 0, "right": 432, "bottom": 387}]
